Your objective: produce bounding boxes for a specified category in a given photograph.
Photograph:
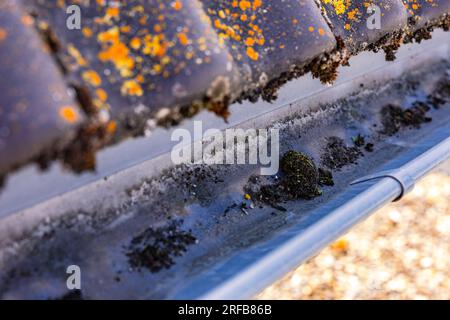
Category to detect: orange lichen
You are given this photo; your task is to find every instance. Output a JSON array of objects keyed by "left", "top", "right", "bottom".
[
  {"left": 82, "top": 27, "right": 94, "bottom": 38},
  {"left": 96, "top": 88, "right": 108, "bottom": 102},
  {"left": 97, "top": 27, "right": 135, "bottom": 77},
  {"left": 347, "top": 8, "right": 358, "bottom": 21},
  {"left": 246, "top": 46, "right": 259, "bottom": 60},
  {"left": 130, "top": 37, "right": 142, "bottom": 50},
  {"left": 21, "top": 15, "right": 34, "bottom": 26},
  {"left": 120, "top": 25, "right": 132, "bottom": 33},
  {"left": 82, "top": 70, "right": 102, "bottom": 87},
  {"left": 121, "top": 79, "right": 143, "bottom": 97},
  {"left": 105, "top": 7, "right": 120, "bottom": 19},
  {"left": 172, "top": 0, "right": 183, "bottom": 11},
  {"left": 178, "top": 32, "right": 189, "bottom": 46},
  {"left": 106, "top": 120, "right": 117, "bottom": 134},
  {"left": 59, "top": 106, "right": 79, "bottom": 124}
]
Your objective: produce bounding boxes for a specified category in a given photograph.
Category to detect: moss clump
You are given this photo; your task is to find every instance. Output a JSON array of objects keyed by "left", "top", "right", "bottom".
[
  {"left": 280, "top": 151, "right": 322, "bottom": 200},
  {"left": 381, "top": 103, "right": 432, "bottom": 136},
  {"left": 244, "top": 151, "right": 326, "bottom": 209}
]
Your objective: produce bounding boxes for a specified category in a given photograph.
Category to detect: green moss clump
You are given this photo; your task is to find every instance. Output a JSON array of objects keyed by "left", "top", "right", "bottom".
[{"left": 280, "top": 151, "right": 322, "bottom": 200}]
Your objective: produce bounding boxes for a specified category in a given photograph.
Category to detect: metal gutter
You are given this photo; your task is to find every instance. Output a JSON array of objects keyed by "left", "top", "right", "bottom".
[{"left": 199, "top": 134, "right": 450, "bottom": 300}]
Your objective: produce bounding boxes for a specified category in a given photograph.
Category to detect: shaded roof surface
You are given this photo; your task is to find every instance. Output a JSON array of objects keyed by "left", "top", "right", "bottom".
[{"left": 0, "top": 0, "right": 449, "bottom": 180}]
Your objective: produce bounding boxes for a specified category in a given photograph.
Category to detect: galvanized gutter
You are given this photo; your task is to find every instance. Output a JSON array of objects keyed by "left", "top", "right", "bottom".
[{"left": 199, "top": 132, "right": 450, "bottom": 300}]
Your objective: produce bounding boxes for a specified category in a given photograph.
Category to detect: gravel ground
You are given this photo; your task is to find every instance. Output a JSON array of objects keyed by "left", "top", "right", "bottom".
[{"left": 258, "top": 161, "right": 450, "bottom": 300}]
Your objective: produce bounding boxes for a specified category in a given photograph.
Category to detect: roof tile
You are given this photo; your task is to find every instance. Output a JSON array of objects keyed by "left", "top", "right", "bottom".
[
  {"left": 320, "top": 0, "right": 408, "bottom": 54},
  {"left": 0, "top": 0, "right": 83, "bottom": 177},
  {"left": 27, "top": 0, "right": 238, "bottom": 128},
  {"left": 202, "top": 0, "right": 338, "bottom": 100},
  {"left": 406, "top": 0, "right": 450, "bottom": 29}
]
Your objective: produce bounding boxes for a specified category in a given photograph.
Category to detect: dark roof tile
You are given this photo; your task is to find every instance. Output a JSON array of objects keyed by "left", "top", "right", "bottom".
[
  {"left": 202, "top": 0, "right": 338, "bottom": 100},
  {"left": 0, "top": 0, "right": 83, "bottom": 177},
  {"left": 406, "top": 0, "right": 450, "bottom": 29},
  {"left": 27, "top": 0, "right": 238, "bottom": 128},
  {"left": 320, "top": 0, "right": 408, "bottom": 53}
]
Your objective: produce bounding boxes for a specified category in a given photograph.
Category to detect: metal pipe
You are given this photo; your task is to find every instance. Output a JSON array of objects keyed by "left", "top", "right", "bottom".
[{"left": 200, "top": 136, "right": 450, "bottom": 300}]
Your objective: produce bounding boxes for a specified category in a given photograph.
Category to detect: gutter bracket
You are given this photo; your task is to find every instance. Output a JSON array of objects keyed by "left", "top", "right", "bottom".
[{"left": 350, "top": 168, "right": 415, "bottom": 202}]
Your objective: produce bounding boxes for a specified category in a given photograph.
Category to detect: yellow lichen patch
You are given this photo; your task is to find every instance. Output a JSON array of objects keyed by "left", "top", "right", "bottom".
[
  {"left": 322, "top": 0, "right": 348, "bottom": 15},
  {"left": 59, "top": 106, "right": 79, "bottom": 124},
  {"left": 82, "top": 27, "right": 93, "bottom": 38},
  {"left": 142, "top": 34, "right": 167, "bottom": 57},
  {"left": 121, "top": 79, "right": 143, "bottom": 97},
  {"left": 82, "top": 70, "right": 102, "bottom": 87}
]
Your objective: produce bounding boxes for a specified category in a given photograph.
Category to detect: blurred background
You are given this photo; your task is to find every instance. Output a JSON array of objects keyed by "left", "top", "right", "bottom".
[{"left": 259, "top": 160, "right": 450, "bottom": 300}]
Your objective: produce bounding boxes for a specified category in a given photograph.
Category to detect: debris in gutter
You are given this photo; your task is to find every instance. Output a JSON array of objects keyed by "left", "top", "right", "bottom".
[
  {"left": 280, "top": 151, "right": 323, "bottom": 200},
  {"left": 364, "top": 143, "right": 375, "bottom": 153},
  {"left": 58, "top": 290, "right": 83, "bottom": 301},
  {"left": 245, "top": 151, "right": 324, "bottom": 210},
  {"left": 318, "top": 168, "right": 335, "bottom": 187},
  {"left": 321, "top": 137, "right": 363, "bottom": 170},
  {"left": 126, "top": 221, "right": 197, "bottom": 273},
  {"left": 381, "top": 103, "right": 432, "bottom": 136},
  {"left": 352, "top": 134, "right": 366, "bottom": 148}
]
